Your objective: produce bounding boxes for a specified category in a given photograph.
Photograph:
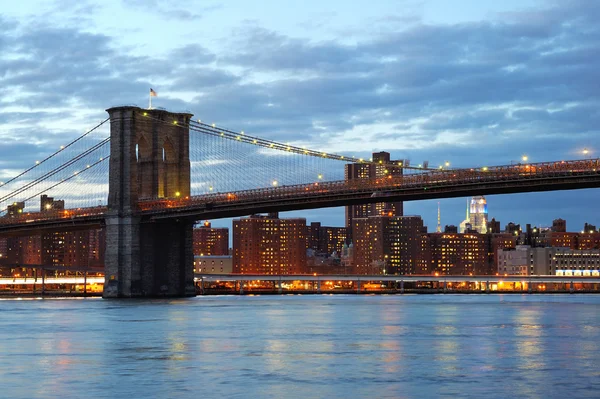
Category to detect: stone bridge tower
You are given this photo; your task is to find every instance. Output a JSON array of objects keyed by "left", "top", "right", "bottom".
[{"left": 103, "top": 106, "right": 195, "bottom": 298}]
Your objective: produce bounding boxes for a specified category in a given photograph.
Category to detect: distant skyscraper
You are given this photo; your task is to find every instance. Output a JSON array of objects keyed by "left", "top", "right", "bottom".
[
  {"left": 345, "top": 151, "right": 403, "bottom": 235},
  {"left": 436, "top": 202, "right": 442, "bottom": 233},
  {"left": 469, "top": 196, "right": 488, "bottom": 234},
  {"left": 460, "top": 196, "right": 488, "bottom": 233}
]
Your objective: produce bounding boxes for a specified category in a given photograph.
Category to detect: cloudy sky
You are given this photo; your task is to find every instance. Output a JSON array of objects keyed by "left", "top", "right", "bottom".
[{"left": 1, "top": 0, "right": 599, "bottom": 232}]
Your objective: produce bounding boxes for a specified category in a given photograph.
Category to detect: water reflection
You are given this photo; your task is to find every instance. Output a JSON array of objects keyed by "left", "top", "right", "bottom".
[{"left": 0, "top": 295, "right": 598, "bottom": 399}]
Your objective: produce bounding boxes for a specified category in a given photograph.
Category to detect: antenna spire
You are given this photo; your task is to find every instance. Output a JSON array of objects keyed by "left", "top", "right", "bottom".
[{"left": 436, "top": 202, "right": 442, "bottom": 233}]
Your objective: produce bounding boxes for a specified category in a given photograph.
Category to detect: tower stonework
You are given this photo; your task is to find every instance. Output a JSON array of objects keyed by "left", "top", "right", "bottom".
[{"left": 103, "top": 106, "right": 195, "bottom": 298}]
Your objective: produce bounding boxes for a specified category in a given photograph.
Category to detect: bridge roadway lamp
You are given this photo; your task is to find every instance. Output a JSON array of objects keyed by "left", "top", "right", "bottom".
[{"left": 272, "top": 180, "right": 278, "bottom": 187}]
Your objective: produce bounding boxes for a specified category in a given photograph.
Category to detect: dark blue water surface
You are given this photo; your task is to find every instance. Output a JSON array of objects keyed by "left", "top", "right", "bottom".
[{"left": 1, "top": 295, "right": 599, "bottom": 399}]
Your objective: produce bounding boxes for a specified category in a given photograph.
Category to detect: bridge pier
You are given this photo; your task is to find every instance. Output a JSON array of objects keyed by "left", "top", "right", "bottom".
[
  {"left": 400, "top": 280, "right": 404, "bottom": 295},
  {"left": 103, "top": 106, "right": 195, "bottom": 298}
]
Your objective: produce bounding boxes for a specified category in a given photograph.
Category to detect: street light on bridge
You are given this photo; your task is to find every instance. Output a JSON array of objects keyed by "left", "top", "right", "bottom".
[
  {"left": 272, "top": 180, "right": 278, "bottom": 187},
  {"left": 522, "top": 155, "right": 528, "bottom": 163},
  {"left": 583, "top": 148, "right": 591, "bottom": 158}
]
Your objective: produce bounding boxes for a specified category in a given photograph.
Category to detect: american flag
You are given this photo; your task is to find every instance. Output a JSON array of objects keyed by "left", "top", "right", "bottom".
[{"left": 150, "top": 88, "right": 158, "bottom": 97}]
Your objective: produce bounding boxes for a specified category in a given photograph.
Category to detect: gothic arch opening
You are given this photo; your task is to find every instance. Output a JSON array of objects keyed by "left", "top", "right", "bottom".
[
  {"left": 136, "top": 136, "right": 150, "bottom": 162},
  {"left": 162, "top": 139, "right": 175, "bottom": 162}
]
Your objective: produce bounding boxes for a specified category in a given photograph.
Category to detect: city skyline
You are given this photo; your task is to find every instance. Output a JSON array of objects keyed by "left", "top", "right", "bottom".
[{"left": 1, "top": 0, "right": 599, "bottom": 231}]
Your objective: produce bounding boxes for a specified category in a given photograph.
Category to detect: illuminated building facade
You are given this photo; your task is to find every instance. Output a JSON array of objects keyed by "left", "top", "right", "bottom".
[
  {"left": 233, "top": 213, "right": 306, "bottom": 274},
  {"left": 88, "top": 229, "right": 105, "bottom": 268},
  {"left": 306, "top": 222, "right": 349, "bottom": 256},
  {"left": 193, "top": 221, "right": 229, "bottom": 256},
  {"left": 474, "top": 200, "right": 488, "bottom": 232},
  {"left": 352, "top": 215, "right": 427, "bottom": 275},
  {"left": 550, "top": 232, "right": 578, "bottom": 249},
  {"left": 6, "top": 235, "right": 42, "bottom": 265},
  {"left": 42, "top": 231, "right": 89, "bottom": 267},
  {"left": 428, "top": 233, "right": 486, "bottom": 275},
  {"left": 576, "top": 232, "right": 600, "bottom": 250},
  {"left": 352, "top": 216, "right": 387, "bottom": 275},
  {"left": 345, "top": 152, "right": 403, "bottom": 235},
  {"left": 0, "top": 238, "right": 7, "bottom": 262},
  {"left": 497, "top": 246, "right": 600, "bottom": 276}
]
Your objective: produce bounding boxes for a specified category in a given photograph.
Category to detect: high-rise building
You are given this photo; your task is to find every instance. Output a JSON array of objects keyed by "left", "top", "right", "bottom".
[
  {"left": 233, "top": 213, "right": 306, "bottom": 274},
  {"left": 193, "top": 221, "right": 229, "bottom": 256},
  {"left": 88, "top": 228, "right": 105, "bottom": 268},
  {"left": 6, "top": 235, "right": 41, "bottom": 265},
  {"left": 428, "top": 232, "right": 486, "bottom": 275},
  {"left": 460, "top": 197, "right": 489, "bottom": 233},
  {"left": 471, "top": 197, "right": 488, "bottom": 233},
  {"left": 389, "top": 216, "right": 427, "bottom": 275},
  {"left": 345, "top": 152, "right": 403, "bottom": 235},
  {"left": 41, "top": 231, "right": 89, "bottom": 267},
  {"left": 0, "top": 238, "right": 6, "bottom": 262},
  {"left": 352, "top": 215, "right": 427, "bottom": 275},
  {"left": 352, "top": 216, "right": 388, "bottom": 275},
  {"left": 306, "top": 222, "right": 349, "bottom": 256}
]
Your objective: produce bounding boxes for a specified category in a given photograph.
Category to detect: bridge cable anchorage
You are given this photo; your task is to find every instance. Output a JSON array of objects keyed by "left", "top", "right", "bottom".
[
  {"left": 0, "top": 118, "right": 109, "bottom": 189},
  {"left": 0, "top": 156, "right": 110, "bottom": 221},
  {"left": 0, "top": 137, "right": 110, "bottom": 205},
  {"left": 141, "top": 112, "right": 440, "bottom": 173}
]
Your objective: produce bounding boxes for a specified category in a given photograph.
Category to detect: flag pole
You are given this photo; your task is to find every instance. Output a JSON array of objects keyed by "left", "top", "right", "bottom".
[{"left": 149, "top": 90, "right": 152, "bottom": 109}]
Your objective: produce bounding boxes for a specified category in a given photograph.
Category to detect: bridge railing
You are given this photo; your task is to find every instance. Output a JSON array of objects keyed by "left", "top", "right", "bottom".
[
  {"left": 0, "top": 206, "right": 107, "bottom": 227},
  {"left": 1, "top": 158, "right": 597, "bottom": 224},
  {"left": 137, "top": 158, "right": 600, "bottom": 215}
]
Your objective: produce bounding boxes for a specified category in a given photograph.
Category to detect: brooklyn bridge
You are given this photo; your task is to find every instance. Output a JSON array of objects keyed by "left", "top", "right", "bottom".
[{"left": 1, "top": 106, "right": 599, "bottom": 297}]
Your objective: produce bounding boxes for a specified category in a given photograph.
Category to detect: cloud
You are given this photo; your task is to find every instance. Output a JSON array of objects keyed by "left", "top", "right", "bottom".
[{"left": 1, "top": 0, "right": 599, "bottom": 228}]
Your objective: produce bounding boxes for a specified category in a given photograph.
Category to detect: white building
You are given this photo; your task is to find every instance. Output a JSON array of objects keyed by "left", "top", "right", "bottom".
[
  {"left": 459, "top": 196, "right": 488, "bottom": 234},
  {"left": 497, "top": 245, "right": 600, "bottom": 276}
]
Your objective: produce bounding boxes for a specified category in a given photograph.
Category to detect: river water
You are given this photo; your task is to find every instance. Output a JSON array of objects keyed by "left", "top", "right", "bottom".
[{"left": 1, "top": 295, "right": 599, "bottom": 399}]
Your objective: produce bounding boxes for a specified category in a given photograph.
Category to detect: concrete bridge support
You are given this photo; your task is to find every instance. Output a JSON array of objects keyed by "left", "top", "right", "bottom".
[{"left": 103, "top": 106, "right": 195, "bottom": 298}]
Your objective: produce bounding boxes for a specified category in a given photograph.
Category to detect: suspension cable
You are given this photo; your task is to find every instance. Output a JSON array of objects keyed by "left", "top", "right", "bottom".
[
  {"left": 0, "top": 118, "right": 109, "bottom": 188},
  {"left": 0, "top": 138, "right": 110, "bottom": 204}
]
